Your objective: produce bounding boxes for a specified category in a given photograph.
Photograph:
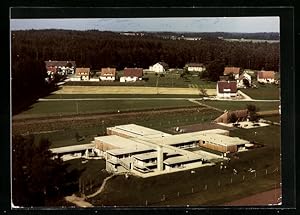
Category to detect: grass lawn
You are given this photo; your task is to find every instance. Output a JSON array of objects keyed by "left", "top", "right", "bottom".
[
  {"left": 65, "top": 158, "right": 110, "bottom": 196},
  {"left": 201, "top": 100, "right": 280, "bottom": 111},
  {"left": 88, "top": 125, "right": 281, "bottom": 206},
  {"left": 241, "top": 83, "right": 280, "bottom": 100},
  {"left": 261, "top": 115, "right": 281, "bottom": 123},
  {"left": 143, "top": 73, "right": 216, "bottom": 88},
  {"left": 32, "top": 109, "right": 220, "bottom": 148},
  {"left": 18, "top": 100, "right": 199, "bottom": 117}
]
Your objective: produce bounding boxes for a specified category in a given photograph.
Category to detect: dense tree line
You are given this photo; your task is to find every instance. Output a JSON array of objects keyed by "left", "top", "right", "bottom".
[
  {"left": 12, "top": 29, "right": 279, "bottom": 71},
  {"left": 11, "top": 30, "right": 279, "bottom": 113}
]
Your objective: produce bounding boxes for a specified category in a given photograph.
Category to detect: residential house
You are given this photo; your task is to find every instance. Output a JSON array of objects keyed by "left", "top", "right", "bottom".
[
  {"left": 237, "top": 71, "right": 252, "bottom": 88},
  {"left": 45, "top": 60, "right": 76, "bottom": 76},
  {"left": 74, "top": 68, "right": 90, "bottom": 81},
  {"left": 257, "top": 70, "right": 275, "bottom": 83},
  {"left": 120, "top": 68, "right": 143, "bottom": 82},
  {"left": 100, "top": 68, "right": 116, "bottom": 81},
  {"left": 216, "top": 81, "right": 238, "bottom": 98},
  {"left": 186, "top": 63, "right": 205, "bottom": 72},
  {"left": 149, "top": 62, "right": 168, "bottom": 73},
  {"left": 224, "top": 67, "right": 241, "bottom": 80}
]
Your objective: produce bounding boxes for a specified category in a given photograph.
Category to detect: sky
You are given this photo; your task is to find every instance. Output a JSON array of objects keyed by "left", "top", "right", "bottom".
[{"left": 10, "top": 17, "right": 280, "bottom": 33}]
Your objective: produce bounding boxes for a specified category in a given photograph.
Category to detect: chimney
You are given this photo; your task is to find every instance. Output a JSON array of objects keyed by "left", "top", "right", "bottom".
[{"left": 157, "top": 145, "right": 163, "bottom": 171}]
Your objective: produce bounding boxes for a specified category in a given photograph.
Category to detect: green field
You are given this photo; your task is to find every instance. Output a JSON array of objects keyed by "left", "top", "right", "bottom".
[
  {"left": 201, "top": 100, "right": 280, "bottom": 111},
  {"left": 18, "top": 100, "right": 199, "bottom": 117},
  {"left": 143, "top": 73, "right": 216, "bottom": 88},
  {"left": 241, "top": 83, "right": 280, "bottom": 100},
  {"left": 33, "top": 109, "right": 220, "bottom": 148},
  {"left": 87, "top": 125, "right": 280, "bottom": 206}
]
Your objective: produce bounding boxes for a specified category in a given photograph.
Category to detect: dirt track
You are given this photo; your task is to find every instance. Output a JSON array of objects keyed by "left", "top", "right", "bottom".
[{"left": 55, "top": 86, "right": 217, "bottom": 96}]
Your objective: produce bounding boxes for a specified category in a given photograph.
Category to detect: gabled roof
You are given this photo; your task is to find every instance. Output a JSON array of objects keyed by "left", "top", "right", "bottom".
[
  {"left": 239, "top": 72, "right": 251, "bottom": 80},
  {"left": 157, "top": 62, "right": 169, "bottom": 69},
  {"left": 45, "top": 60, "right": 76, "bottom": 67},
  {"left": 124, "top": 68, "right": 143, "bottom": 77},
  {"left": 101, "top": 68, "right": 116, "bottom": 77},
  {"left": 186, "top": 63, "right": 204, "bottom": 67},
  {"left": 224, "top": 67, "right": 240, "bottom": 75},
  {"left": 217, "top": 81, "right": 237, "bottom": 93},
  {"left": 75, "top": 68, "right": 90, "bottom": 76},
  {"left": 257, "top": 70, "right": 275, "bottom": 79}
]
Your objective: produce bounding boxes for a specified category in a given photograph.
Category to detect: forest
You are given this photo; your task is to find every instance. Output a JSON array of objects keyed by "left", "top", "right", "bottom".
[{"left": 11, "top": 29, "right": 279, "bottom": 114}]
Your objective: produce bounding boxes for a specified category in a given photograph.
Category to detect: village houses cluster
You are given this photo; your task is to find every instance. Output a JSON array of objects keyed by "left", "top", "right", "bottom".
[{"left": 45, "top": 60, "right": 277, "bottom": 99}]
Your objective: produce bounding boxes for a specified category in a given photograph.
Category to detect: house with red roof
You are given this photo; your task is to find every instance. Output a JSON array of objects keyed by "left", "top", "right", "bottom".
[
  {"left": 257, "top": 70, "right": 275, "bottom": 83},
  {"left": 120, "top": 68, "right": 143, "bottom": 82},
  {"left": 100, "top": 68, "right": 116, "bottom": 81},
  {"left": 216, "top": 81, "right": 238, "bottom": 98},
  {"left": 224, "top": 67, "right": 241, "bottom": 80}
]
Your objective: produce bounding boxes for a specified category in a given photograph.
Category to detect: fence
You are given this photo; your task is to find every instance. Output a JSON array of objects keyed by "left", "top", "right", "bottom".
[{"left": 145, "top": 166, "right": 280, "bottom": 206}]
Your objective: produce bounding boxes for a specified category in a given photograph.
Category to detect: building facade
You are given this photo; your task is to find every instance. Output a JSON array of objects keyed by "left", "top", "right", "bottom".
[
  {"left": 100, "top": 68, "right": 116, "bottom": 81},
  {"left": 216, "top": 81, "right": 238, "bottom": 98}
]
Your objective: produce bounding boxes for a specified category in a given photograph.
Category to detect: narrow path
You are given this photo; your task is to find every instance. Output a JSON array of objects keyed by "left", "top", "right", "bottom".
[
  {"left": 64, "top": 194, "right": 94, "bottom": 208},
  {"left": 238, "top": 90, "right": 253, "bottom": 100},
  {"left": 86, "top": 173, "right": 127, "bottom": 199},
  {"left": 188, "top": 99, "right": 224, "bottom": 112}
]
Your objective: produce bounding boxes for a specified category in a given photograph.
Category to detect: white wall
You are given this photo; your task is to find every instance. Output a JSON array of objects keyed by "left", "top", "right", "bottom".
[
  {"left": 120, "top": 76, "right": 139, "bottom": 82},
  {"left": 149, "top": 63, "right": 165, "bottom": 73},
  {"left": 257, "top": 78, "right": 275, "bottom": 83},
  {"left": 217, "top": 92, "right": 237, "bottom": 98},
  {"left": 187, "top": 67, "right": 205, "bottom": 72},
  {"left": 100, "top": 76, "right": 115, "bottom": 81}
]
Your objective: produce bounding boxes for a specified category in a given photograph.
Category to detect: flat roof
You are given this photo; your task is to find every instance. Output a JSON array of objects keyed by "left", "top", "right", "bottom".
[
  {"left": 107, "top": 124, "right": 171, "bottom": 139},
  {"left": 145, "top": 129, "right": 229, "bottom": 146},
  {"left": 95, "top": 135, "right": 149, "bottom": 149},
  {"left": 50, "top": 143, "right": 94, "bottom": 154},
  {"left": 164, "top": 155, "right": 203, "bottom": 165},
  {"left": 200, "top": 133, "right": 249, "bottom": 146}
]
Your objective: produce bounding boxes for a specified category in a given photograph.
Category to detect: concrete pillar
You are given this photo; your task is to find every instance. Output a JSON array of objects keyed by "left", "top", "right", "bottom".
[{"left": 157, "top": 145, "right": 163, "bottom": 171}]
